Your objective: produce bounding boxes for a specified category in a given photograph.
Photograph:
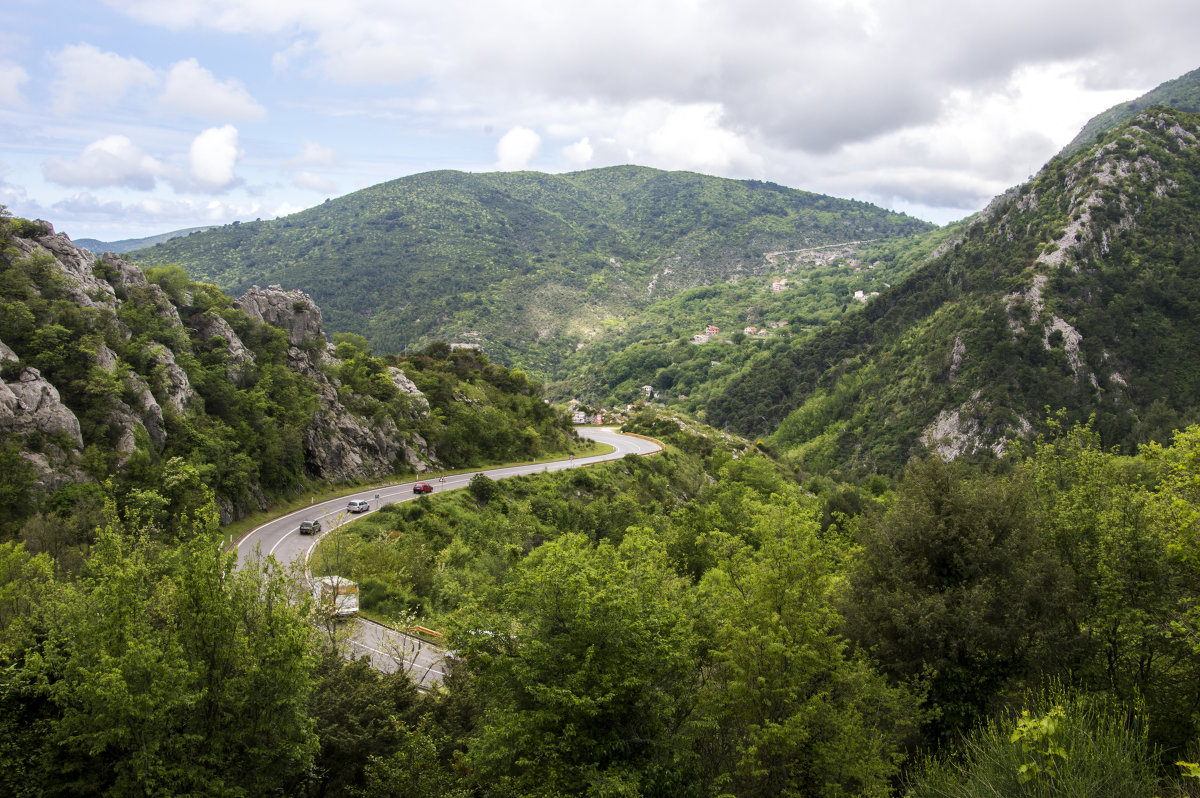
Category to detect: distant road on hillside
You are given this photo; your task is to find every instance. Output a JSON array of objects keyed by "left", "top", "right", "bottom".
[{"left": 236, "top": 427, "right": 662, "bottom": 687}]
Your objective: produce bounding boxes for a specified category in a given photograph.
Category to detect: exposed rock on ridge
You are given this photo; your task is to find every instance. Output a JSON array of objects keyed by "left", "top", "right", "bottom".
[
  {"left": 234, "top": 284, "right": 433, "bottom": 481},
  {"left": 4, "top": 226, "right": 434, "bottom": 521}
]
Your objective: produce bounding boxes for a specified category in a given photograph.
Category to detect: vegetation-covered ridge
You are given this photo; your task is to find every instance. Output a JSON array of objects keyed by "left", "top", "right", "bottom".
[
  {"left": 1061, "top": 66, "right": 1200, "bottom": 157},
  {"left": 705, "top": 107, "right": 1200, "bottom": 475},
  {"left": 0, "top": 209, "right": 576, "bottom": 546},
  {"left": 129, "top": 165, "right": 933, "bottom": 375}
]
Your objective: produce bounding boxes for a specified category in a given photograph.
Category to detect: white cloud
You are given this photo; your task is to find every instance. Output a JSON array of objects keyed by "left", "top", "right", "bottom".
[
  {"left": 50, "top": 44, "right": 157, "bottom": 115},
  {"left": 159, "top": 59, "right": 267, "bottom": 120},
  {"left": 24, "top": 0, "right": 1200, "bottom": 229},
  {"left": 189, "top": 125, "right": 242, "bottom": 190},
  {"left": 496, "top": 126, "right": 541, "bottom": 171},
  {"left": 292, "top": 171, "right": 336, "bottom": 193},
  {"left": 636, "top": 103, "right": 762, "bottom": 174},
  {"left": 562, "top": 137, "right": 594, "bottom": 168},
  {"left": 0, "top": 62, "right": 29, "bottom": 107},
  {"left": 285, "top": 141, "right": 341, "bottom": 169},
  {"left": 44, "top": 192, "right": 284, "bottom": 237},
  {"left": 272, "top": 201, "right": 308, "bottom": 218},
  {"left": 43, "top": 135, "right": 174, "bottom": 190}
]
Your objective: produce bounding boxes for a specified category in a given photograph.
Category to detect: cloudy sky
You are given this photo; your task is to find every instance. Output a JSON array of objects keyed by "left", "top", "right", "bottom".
[{"left": 2, "top": 0, "right": 1198, "bottom": 240}]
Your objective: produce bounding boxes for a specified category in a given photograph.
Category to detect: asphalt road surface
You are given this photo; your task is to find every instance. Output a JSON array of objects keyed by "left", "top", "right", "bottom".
[{"left": 235, "top": 427, "right": 661, "bottom": 688}]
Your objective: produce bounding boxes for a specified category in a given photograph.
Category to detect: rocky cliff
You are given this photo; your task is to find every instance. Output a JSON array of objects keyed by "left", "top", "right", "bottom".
[
  {"left": 234, "top": 284, "right": 433, "bottom": 485},
  {"left": 0, "top": 220, "right": 433, "bottom": 523}
]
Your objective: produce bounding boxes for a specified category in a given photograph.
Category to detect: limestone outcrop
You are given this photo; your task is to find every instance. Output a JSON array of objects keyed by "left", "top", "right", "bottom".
[
  {"left": 3, "top": 227, "right": 436, "bottom": 522},
  {"left": 233, "top": 284, "right": 433, "bottom": 480}
]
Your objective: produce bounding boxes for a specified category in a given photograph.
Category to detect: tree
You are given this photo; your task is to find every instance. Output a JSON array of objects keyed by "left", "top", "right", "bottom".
[
  {"left": 0, "top": 496, "right": 318, "bottom": 795},
  {"left": 839, "top": 457, "right": 1076, "bottom": 744},
  {"left": 454, "top": 531, "right": 701, "bottom": 796},
  {"left": 1028, "top": 421, "right": 1200, "bottom": 753},
  {"left": 689, "top": 497, "right": 920, "bottom": 797},
  {"left": 306, "top": 649, "right": 427, "bottom": 797}
]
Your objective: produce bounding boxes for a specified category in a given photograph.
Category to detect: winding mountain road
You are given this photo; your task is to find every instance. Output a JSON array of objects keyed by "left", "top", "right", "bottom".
[{"left": 235, "top": 427, "right": 661, "bottom": 688}]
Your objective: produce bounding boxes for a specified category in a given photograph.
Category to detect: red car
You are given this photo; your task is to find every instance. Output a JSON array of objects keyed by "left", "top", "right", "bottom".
[{"left": 413, "top": 482, "right": 434, "bottom": 494}]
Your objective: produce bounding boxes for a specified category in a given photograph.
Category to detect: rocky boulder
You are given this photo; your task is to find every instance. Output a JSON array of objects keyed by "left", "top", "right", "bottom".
[
  {"left": 235, "top": 285, "right": 326, "bottom": 349},
  {"left": 0, "top": 362, "right": 84, "bottom": 450}
]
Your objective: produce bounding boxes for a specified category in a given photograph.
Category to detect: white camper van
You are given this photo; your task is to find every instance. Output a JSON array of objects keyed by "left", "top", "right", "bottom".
[{"left": 313, "top": 575, "right": 359, "bottom": 617}]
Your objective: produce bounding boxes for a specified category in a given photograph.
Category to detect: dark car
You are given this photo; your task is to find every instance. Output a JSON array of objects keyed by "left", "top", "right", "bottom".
[
  {"left": 299, "top": 519, "right": 322, "bottom": 535},
  {"left": 413, "top": 482, "right": 434, "bottom": 494}
]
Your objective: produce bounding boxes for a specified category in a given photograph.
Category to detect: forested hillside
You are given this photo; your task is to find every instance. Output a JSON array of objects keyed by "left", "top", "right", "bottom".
[
  {"left": 551, "top": 223, "right": 963, "bottom": 409},
  {"left": 129, "top": 166, "right": 932, "bottom": 374},
  {"left": 0, "top": 209, "right": 575, "bottom": 540},
  {"left": 705, "top": 107, "right": 1200, "bottom": 475}
]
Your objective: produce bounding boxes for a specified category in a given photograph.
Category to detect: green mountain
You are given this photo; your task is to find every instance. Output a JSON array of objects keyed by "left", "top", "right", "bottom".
[
  {"left": 128, "top": 166, "right": 933, "bottom": 375},
  {"left": 705, "top": 107, "right": 1200, "bottom": 474},
  {"left": 1061, "top": 67, "right": 1200, "bottom": 157},
  {"left": 75, "top": 225, "right": 219, "bottom": 254}
]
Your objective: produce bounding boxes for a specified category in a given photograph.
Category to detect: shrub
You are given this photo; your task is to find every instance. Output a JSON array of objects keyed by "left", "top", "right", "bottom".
[{"left": 905, "top": 688, "right": 1158, "bottom": 798}]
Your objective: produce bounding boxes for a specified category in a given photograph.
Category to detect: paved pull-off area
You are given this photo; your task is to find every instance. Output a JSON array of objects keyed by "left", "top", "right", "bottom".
[{"left": 236, "top": 427, "right": 662, "bottom": 688}]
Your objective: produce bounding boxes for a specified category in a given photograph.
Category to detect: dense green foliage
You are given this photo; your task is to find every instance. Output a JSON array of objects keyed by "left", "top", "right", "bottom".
[
  {"left": 0, "top": 487, "right": 458, "bottom": 797},
  {"left": 705, "top": 108, "right": 1200, "bottom": 476},
  {"left": 7, "top": 399, "right": 1200, "bottom": 794},
  {"left": 906, "top": 688, "right": 1161, "bottom": 797},
  {"left": 0, "top": 499, "right": 317, "bottom": 795},
  {"left": 344, "top": 337, "right": 575, "bottom": 470},
  {"left": 300, "top": 410, "right": 1200, "bottom": 794},
  {"left": 130, "top": 166, "right": 932, "bottom": 375},
  {"left": 550, "top": 225, "right": 964, "bottom": 410},
  {"left": 0, "top": 210, "right": 576, "bottom": 566}
]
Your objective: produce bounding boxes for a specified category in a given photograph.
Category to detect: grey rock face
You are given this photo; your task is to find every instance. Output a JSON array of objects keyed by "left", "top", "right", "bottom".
[
  {"left": 235, "top": 285, "right": 325, "bottom": 348},
  {"left": 388, "top": 366, "right": 430, "bottom": 415},
  {"left": 5, "top": 228, "right": 439, "bottom": 519},
  {"left": 0, "top": 365, "right": 84, "bottom": 449},
  {"left": 146, "top": 343, "right": 197, "bottom": 414},
  {"left": 232, "top": 283, "right": 434, "bottom": 481}
]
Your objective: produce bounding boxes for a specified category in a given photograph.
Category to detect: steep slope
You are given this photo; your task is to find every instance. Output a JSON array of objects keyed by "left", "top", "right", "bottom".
[
  {"left": 706, "top": 108, "right": 1200, "bottom": 474},
  {"left": 129, "top": 166, "right": 933, "bottom": 374},
  {"left": 0, "top": 212, "right": 574, "bottom": 534},
  {"left": 1061, "top": 67, "right": 1200, "bottom": 157}
]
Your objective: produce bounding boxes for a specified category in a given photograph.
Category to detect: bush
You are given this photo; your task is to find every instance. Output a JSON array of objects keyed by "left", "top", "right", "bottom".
[
  {"left": 905, "top": 689, "right": 1158, "bottom": 798},
  {"left": 467, "top": 473, "right": 497, "bottom": 505}
]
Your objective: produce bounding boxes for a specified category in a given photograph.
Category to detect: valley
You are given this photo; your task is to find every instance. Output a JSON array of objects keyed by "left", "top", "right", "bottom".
[{"left": 4, "top": 65, "right": 1200, "bottom": 796}]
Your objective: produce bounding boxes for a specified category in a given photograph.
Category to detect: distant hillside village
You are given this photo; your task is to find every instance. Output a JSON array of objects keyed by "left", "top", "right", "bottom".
[{"left": 690, "top": 320, "right": 792, "bottom": 344}]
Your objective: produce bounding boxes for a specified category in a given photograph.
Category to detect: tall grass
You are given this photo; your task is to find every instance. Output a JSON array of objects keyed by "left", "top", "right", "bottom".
[{"left": 905, "top": 687, "right": 1159, "bottom": 798}]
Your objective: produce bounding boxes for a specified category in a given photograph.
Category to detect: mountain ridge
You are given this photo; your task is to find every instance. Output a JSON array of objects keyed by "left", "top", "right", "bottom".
[
  {"left": 128, "top": 165, "right": 934, "bottom": 375},
  {"left": 704, "top": 107, "right": 1200, "bottom": 473},
  {"left": 75, "top": 225, "right": 220, "bottom": 255}
]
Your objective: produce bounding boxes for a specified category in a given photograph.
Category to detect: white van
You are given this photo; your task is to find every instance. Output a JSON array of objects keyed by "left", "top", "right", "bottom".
[{"left": 347, "top": 499, "right": 370, "bottom": 513}]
